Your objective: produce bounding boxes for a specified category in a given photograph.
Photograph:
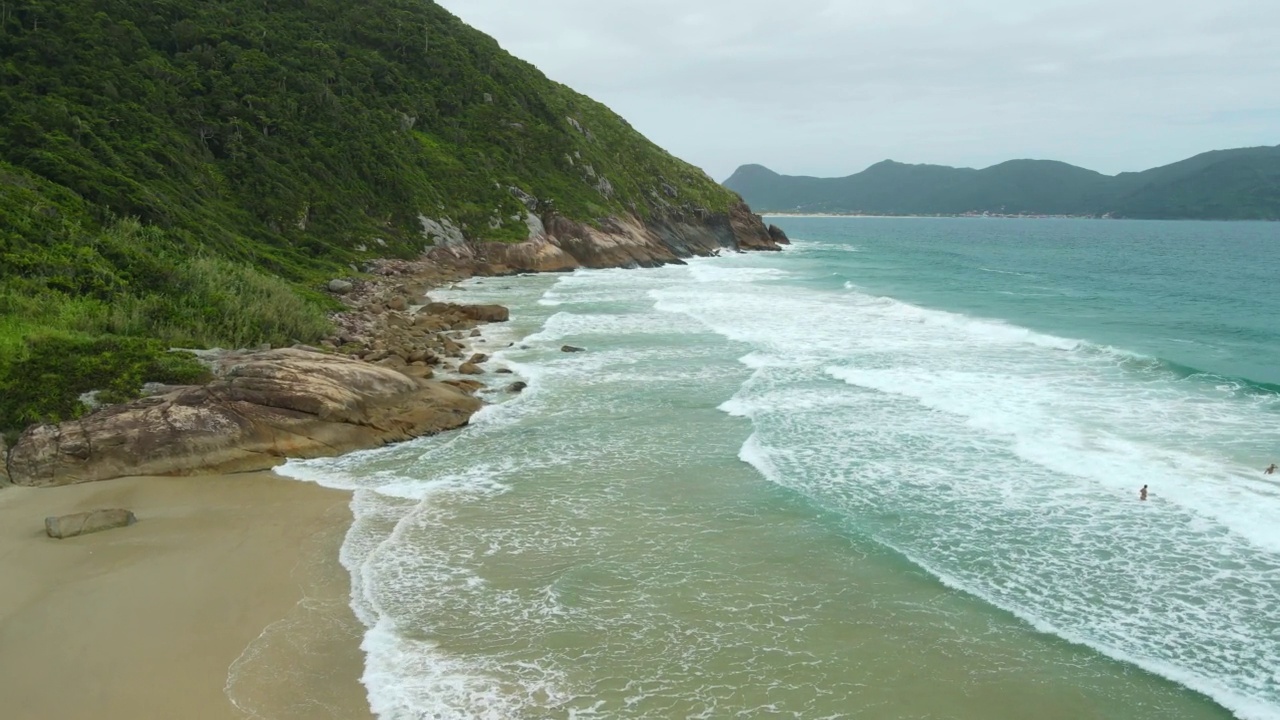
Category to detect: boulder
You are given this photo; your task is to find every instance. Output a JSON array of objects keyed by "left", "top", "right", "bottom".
[
  {"left": 387, "top": 296, "right": 408, "bottom": 312},
  {"left": 7, "top": 349, "right": 484, "bottom": 487},
  {"left": 495, "top": 368, "right": 514, "bottom": 375},
  {"left": 467, "top": 353, "right": 489, "bottom": 365},
  {"left": 398, "top": 365, "right": 434, "bottom": 380},
  {"left": 458, "top": 362, "right": 483, "bottom": 375},
  {"left": 443, "top": 379, "right": 485, "bottom": 393},
  {"left": 462, "top": 304, "right": 510, "bottom": 323},
  {"left": 327, "top": 279, "right": 354, "bottom": 295},
  {"left": 45, "top": 509, "right": 137, "bottom": 539},
  {"left": 420, "top": 302, "right": 510, "bottom": 324},
  {"left": 507, "top": 382, "right": 528, "bottom": 393},
  {"left": 562, "top": 345, "right": 586, "bottom": 353}
]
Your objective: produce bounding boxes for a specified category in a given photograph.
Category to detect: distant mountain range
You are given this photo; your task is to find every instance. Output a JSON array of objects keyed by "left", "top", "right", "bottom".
[{"left": 723, "top": 146, "right": 1280, "bottom": 220}]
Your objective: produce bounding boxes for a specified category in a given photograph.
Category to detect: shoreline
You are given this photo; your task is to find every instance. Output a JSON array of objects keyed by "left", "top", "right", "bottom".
[{"left": 0, "top": 472, "right": 372, "bottom": 720}]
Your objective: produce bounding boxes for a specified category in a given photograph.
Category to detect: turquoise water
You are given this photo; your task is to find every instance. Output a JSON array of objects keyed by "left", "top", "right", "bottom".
[{"left": 282, "top": 217, "right": 1279, "bottom": 719}]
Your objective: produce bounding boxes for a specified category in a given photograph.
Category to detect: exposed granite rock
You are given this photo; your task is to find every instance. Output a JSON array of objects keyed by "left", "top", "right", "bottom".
[
  {"left": 458, "top": 362, "right": 483, "bottom": 375},
  {"left": 428, "top": 200, "right": 783, "bottom": 274},
  {"left": 8, "top": 349, "right": 483, "bottom": 487},
  {"left": 45, "top": 509, "right": 137, "bottom": 539},
  {"left": 767, "top": 224, "right": 791, "bottom": 245},
  {"left": 460, "top": 305, "right": 509, "bottom": 323},
  {"left": 419, "top": 303, "right": 510, "bottom": 324},
  {"left": 442, "top": 379, "right": 485, "bottom": 394},
  {"left": 327, "top": 279, "right": 354, "bottom": 295}
]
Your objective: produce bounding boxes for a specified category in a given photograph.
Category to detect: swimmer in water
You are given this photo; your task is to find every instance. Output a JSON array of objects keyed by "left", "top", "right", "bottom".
[
  {"left": 1266, "top": 464, "right": 1277, "bottom": 475},
  {"left": 1139, "top": 485, "right": 1148, "bottom": 501}
]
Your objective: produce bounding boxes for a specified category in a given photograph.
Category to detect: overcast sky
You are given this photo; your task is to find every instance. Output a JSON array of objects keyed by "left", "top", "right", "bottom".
[{"left": 435, "top": 0, "right": 1280, "bottom": 181}]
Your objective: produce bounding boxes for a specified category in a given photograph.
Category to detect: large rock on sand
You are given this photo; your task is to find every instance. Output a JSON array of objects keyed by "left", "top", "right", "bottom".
[
  {"left": 8, "top": 349, "right": 483, "bottom": 487},
  {"left": 45, "top": 509, "right": 137, "bottom": 539}
]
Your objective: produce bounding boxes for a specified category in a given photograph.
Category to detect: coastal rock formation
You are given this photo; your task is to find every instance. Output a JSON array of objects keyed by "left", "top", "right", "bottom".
[
  {"left": 8, "top": 349, "right": 482, "bottom": 488},
  {"left": 430, "top": 201, "right": 785, "bottom": 275},
  {"left": 420, "top": 303, "right": 510, "bottom": 324},
  {"left": 767, "top": 224, "right": 792, "bottom": 246},
  {"left": 45, "top": 509, "right": 138, "bottom": 539}
]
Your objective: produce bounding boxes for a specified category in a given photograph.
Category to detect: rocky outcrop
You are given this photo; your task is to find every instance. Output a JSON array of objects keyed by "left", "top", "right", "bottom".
[
  {"left": 429, "top": 200, "right": 785, "bottom": 274},
  {"left": 8, "top": 349, "right": 482, "bottom": 488},
  {"left": 1, "top": 434, "right": 9, "bottom": 486},
  {"left": 420, "top": 304, "right": 509, "bottom": 324},
  {"left": 767, "top": 224, "right": 791, "bottom": 246},
  {"left": 45, "top": 509, "right": 137, "bottom": 539}
]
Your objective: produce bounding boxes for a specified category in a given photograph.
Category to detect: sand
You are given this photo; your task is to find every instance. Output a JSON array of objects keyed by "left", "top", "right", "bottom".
[{"left": 0, "top": 472, "right": 374, "bottom": 720}]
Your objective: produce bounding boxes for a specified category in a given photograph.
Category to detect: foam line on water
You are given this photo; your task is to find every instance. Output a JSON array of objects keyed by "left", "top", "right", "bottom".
[{"left": 645, "top": 257, "right": 1280, "bottom": 717}]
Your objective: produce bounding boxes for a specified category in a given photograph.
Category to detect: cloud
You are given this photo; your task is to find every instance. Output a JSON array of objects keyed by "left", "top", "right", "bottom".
[{"left": 436, "top": 0, "right": 1280, "bottom": 179}]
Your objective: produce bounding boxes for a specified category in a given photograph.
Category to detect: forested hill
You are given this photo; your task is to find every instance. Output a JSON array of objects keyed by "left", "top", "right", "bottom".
[
  {"left": 0, "top": 0, "right": 740, "bottom": 431},
  {"left": 724, "top": 146, "right": 1280, "bottom": 219}
]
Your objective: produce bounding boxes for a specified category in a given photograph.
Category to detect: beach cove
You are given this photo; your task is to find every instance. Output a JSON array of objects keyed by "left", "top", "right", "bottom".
[
  {"left": 275, "top": 217, "right": 1274, "bottom": 718},
  {"left": 2, "top": 217, "right": 1276, "bottom": 719}
]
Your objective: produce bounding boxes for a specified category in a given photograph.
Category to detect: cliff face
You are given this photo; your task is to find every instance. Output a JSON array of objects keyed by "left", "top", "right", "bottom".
[{"left": 430, "top": 201, "right": 789, "bottom": 275}]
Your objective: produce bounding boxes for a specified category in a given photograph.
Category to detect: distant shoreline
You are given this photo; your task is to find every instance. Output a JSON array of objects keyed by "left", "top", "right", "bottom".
[
  {"left": 760, "top": 213, "right": 1277, "bottom": 221},
  {"left": 757, "top": 210, "right": 1111, "bottom": 219},
  {"left": 762, "top": 213, "right": 1106, "bottom": 220}
]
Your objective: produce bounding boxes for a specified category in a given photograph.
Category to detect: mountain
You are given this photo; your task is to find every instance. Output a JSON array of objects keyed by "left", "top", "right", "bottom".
[
  {"left": 724, "top": 146, "right": 1280, "bottom": 220},
  {"left": 0, "top": 0, "right": 772, "bottom": 431}
]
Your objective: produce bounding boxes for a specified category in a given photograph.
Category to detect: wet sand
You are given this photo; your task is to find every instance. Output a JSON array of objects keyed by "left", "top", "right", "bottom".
[{"left": 0, "top": 472, "right": 373, "bottom": 720}]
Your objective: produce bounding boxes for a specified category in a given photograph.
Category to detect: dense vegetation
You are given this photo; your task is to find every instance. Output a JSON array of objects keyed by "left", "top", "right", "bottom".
[
  {"left": 0, "top": 0, "right": 737, "bottom": 432},
  {"left": 724, "top": 146, "right": 1280, "bottom": 219}
]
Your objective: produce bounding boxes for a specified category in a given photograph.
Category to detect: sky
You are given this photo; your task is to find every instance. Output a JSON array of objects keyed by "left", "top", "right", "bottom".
[{"left": 435, "top": 0, "right": 1280, "bottom": 182}]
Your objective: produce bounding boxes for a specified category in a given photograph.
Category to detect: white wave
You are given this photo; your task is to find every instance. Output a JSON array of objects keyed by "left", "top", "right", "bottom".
[
  {"left": 282, "top": 253, "right": 1280, "bottom": 719},
  {"left": 692, "top": 269, "right": 1280, "bottom": 718}
]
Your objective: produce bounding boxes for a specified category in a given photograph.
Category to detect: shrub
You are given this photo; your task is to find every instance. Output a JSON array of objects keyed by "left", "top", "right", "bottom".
[{"left": 0, "top": 333, "right": 211, "bottom": 430}]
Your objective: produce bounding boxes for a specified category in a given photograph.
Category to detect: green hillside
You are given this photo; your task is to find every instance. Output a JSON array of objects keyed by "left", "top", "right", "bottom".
[
  {"left": 0, "top": 0, "right": 739, "bottom": 432},
  {"left": 725, "top": 146, "right": 1280, "bottom": 219}
]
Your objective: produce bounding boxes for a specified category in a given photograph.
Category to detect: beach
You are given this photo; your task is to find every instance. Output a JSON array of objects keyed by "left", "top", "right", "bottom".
[{"left": 0, "top": 472, "right": 372, "bottom": 720}]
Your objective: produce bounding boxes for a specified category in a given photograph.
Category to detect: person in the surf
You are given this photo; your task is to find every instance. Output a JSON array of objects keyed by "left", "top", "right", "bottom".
[
  {"left": 1266, "top": 464, "right": 1277, "bottom": 475},
  {"left": 1139, "top": 485, "right": 1148, "bottom": 501}
]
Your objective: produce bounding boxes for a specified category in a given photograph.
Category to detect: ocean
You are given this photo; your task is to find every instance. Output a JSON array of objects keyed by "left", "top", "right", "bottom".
[{"left": 280, "top": 217, "right": 1280, "bottom": 720}]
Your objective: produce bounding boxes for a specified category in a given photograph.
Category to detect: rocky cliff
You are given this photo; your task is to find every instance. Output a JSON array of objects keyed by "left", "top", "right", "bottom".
[{"left": 429, "top": 200, "right": 789, "bottom": 275}]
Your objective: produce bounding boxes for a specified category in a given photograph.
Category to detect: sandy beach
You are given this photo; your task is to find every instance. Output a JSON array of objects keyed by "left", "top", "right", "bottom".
[{"left": 0, "top": 472, "right": 373, "bottom": 720}]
